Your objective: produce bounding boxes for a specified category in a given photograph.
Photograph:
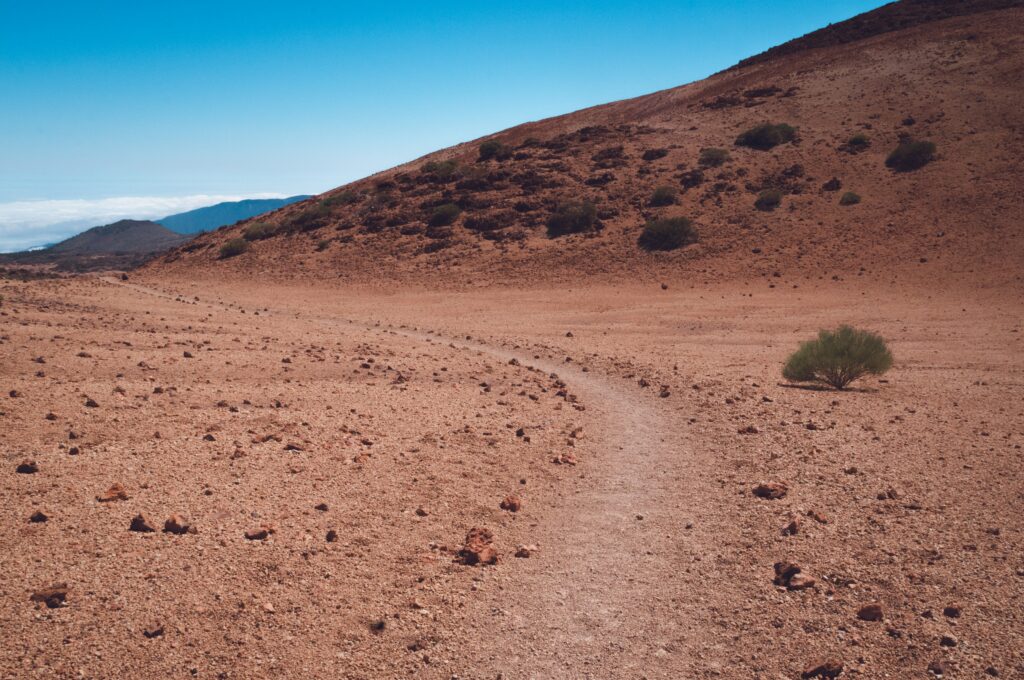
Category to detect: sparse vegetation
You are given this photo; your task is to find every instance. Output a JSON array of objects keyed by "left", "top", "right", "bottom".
[
  {"left": 839, "top": 191, "right": 861, "bottom": 206},
  {"left": 637, "top": 217, "right": 697, "bottom": 251},
  {"left": 642, "top": 148, "right": 669, "bottom": 161},
  {"left": 735, "top": 123, "right": 796, "bottom": 150},
  {"left": 546, "top": 201, "right": 598, "bottom": 237},
  {"left": 421, "top": 159, "right": 461, "bottom": 182},
  {"left": 649, "top": 186, "right": 677, "bottom": 207},
  {"left": 782, "top": 325, "right": 893, "bottom": 390},
  {"left": 478, "top": 140, "right": 510, "bottom": 162},
  {"left": 754, "top": 189, "right": 783, "bottom": 211},
  {"left": 287, "top": 203, "right": 331, "bottom": 232},
  {"left": 315, "top": 239, "right": 331, "bottom": 251},
  {"left": 321, "top": 191, "right": 359, "bottom": 208},
  {"left": 843, "top": 133, "right": 870, "bottom": 153},
  {"left": 885, "top": 139, "right": 936, "bottom": 172},
  {"left": 428, "top": 203, "right": 462, "bottom": 227},
  {"left": 243, "top": 221, "right": 277, "bottom": 241},
  {"left": 698, "top": 147, "right": 730, "bottom": 167},
  {"left": 218, "top": 238, "right": 249, "bottom": 259}
]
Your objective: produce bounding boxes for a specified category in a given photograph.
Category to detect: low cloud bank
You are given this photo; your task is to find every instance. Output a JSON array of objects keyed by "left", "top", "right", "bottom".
[{"left": 0, "top": 194, "right": 286, "bottom": 252}]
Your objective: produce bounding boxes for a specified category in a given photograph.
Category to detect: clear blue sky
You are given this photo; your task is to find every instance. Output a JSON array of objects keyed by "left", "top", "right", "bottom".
[{"left": 0, "top": 1, "right": 885, "bottom": 249}]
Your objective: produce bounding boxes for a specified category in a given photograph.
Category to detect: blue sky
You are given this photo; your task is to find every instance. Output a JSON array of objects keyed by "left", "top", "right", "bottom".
[{"left": 0, "top": 1, "right": 885, "bottom": 250}]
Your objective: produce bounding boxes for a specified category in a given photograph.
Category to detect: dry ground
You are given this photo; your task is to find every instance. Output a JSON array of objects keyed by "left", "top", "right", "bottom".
[{"left": 1, "top": 274, "right": 1021, "bottom": 679}]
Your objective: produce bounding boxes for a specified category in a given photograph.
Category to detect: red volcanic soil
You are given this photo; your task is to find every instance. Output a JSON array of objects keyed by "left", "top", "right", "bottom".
[{"left": 3, "top": 2, "right": 1023, "bottom": 678}]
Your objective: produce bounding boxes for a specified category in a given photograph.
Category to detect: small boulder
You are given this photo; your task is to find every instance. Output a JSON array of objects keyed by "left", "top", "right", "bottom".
[
  {"left": 129, "top": 514, "right": 156, "bottom": 533},
  {"left": 97, "top": 483, "right": 129, "bottom": 502},
  {"left": 499, "top": 495, "right": 522, "bottom": 512},
  {"left": 802, "top": 659, "right": 843, "bottom": 678},
  {"left": 753, "top": 482, "right": 788, "bottom": 500},
  {"left": 163, "top": 514, "right": 194, "bottom": 535},
  {"left": 30, "top": 584, "right": 68, "bottom": 609},
  {"left": 16, "top": 460, "right": 38, "bottom": 474},
  {"left": 244, "top": 526, "right": 271, "bottom": 541},
  {"left": 857, "top": 603, "right": 884, "bottom": 621},
  {"left": 458, "top": 527, "right": 498, "bottom": 566},
  {"left": 773, "top": 561, "right": 815, "bottom": 590}
]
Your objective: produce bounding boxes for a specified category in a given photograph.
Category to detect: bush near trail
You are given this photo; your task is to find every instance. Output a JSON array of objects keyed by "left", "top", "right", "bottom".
[{"left": 782, "top": 325, "right": 893, "bottom": 390}]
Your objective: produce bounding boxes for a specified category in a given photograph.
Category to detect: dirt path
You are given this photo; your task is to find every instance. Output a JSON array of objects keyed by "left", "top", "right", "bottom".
[{"left": 100, "top": 276, "right": 702, "bottom": 678}]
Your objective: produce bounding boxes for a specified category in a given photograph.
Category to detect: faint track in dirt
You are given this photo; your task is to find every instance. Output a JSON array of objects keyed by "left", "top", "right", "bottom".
[{"left": 100, "top": 277, "right": 702, "bottom": 678}]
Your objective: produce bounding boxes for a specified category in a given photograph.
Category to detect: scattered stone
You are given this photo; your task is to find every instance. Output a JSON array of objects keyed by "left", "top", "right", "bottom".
[
  {"left": 370, "top": 619, "right": 386, "bottom": 633},
  {"left": 45, "top": 412, "right": 58, "bottom": 421},
  {"left": 802, "top": 659, "right": 843, "bottom": 678},
  {"left": 499, "top": 495, "right": 522, "bottom": 512},
  {"left": 807, "top": 510, "right": 829, "bottom": 524},
  {"left": 183, "top": 351, "right": 193, "bottom": 358},
  {"left": 245, "top": 526, "right": 271, "bottom": 541},
  {"left": 661, "top": 283, "right": 668, "bottom": 290},
  {"left": 143, "top": 624, "right": 164, "bottom": 638},
  {"left": 552, "top": 453, "right": 578, "bottom": 465},
  {"left": 458, "top": 527, "right": 498, "bottom": 566},
  {"left": 415, "top": 507, "right": 429, "bottom": 517},
  {"left": 326, "top": 529, "right": 339, "bottom": 542},
  {"left": 129, "top": 514, "right": 156, "bottom": 533},
  {"left": 781, "top": 516, "right": 800, "bottom": 536},
  {"left": 163, "top": 514, "right": 194, "bottom": 535},
  {"left": 857, "top": 603, "right": 884, "bottom": 621},
  {"left": 928, "top": 659, "right": 951, "bottom": 676},
  {"left": 15, "top": 460, "right": 38, "bottom": 474},
  {"left": 774, "top": 561, "right": 815, "bottom": 590},
  {"left": 939, "top": 634, "right": 958, "bottom": 648},
  {"left": 97, "top": 484, "right": 129, "bottom": 502},
  {"left": 753, "top": 482, "right": 788, "bottom": 500},
  {"left": 29, "top": 511, "right": 48, "bottom": 523},
  {"left": 942, "top": 605, "right": 961, "bottom": 618},
  {"left": 284, "top": 442, "right": 304, "bottom": 451},
  {"left": 315, "top": 503, "right": 329, "bottom": 512},
  {"left": 515, "top": 544, "right": 536, "bottom": 558},
  {"left": 30, "top": 585, "right": 68, "bottom": 608},
  {"left": 84, "top": 398, "right": 99, "bottom": 408},
  {"left": 738, "top": 424, "right": 759, "bottom": 434}
]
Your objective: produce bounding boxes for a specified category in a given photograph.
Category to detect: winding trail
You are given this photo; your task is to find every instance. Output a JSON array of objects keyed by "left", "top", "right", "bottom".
[{"left": 101, "top": 276, "right": 703, "bottom": 678}]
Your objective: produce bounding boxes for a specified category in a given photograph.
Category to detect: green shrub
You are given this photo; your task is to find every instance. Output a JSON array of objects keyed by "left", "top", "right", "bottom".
[
  {"left": 315, "top": 239, "right": 331, "bottom": 252},
  {"left": 546, "top": 201, "right": 598, "bottom": 237},
  {"left": 421, "top": 159, "right": 460, "bottom": 181},
  {"left": 219, "top": 238, "right": 249, "bottom": 259},
  {"left": 649, "top": 186, "right": 677, "bottom": 207},
  {"left": 478, "top": 140, "right": 509, "bottom": 162},
  {"left": 243, "top": 221, "right": 277, "bottom": 241},
  {"left": 839, "top": 191, "right": 861, "bottom": 206},
  {"left": 288, "top": 203, "right": 331, "bottom": 232},
  {"left": 754, "top": 189, "right": 782, "bottom": 211},
  {"left": 735, "top": 123, "right": 796, "bottom": 150},
  {"left": 845, "top": 133, "right": 870, "bottom": 152},
  {"left": 321, "top": 191, "right": 359, "bottom": 208},
  {"left": 885, "top": 140, "right": 936, "bottom": 172},
  {"left": 698, "top": 147, "right": 730, "bottom": 167},
  {"left": 638, "top": 217, "right": 697, "bottom": 251},
  {"left": 782, "top": 325, "right": 893, "bottom": 390},
  {"left": 428, "top": 203, "right": 461, "bottom": 227}
]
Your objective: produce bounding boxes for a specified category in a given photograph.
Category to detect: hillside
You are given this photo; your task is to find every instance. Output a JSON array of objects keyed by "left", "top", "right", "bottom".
[
  {"left": 1, "top": 219, "right": 189, "bottom": 272},
  {"left": 157, "top": 196, "right": 311, "bottom": 234},
  {"left": 148, "top": 1, "right": 1024, "bottom": 289}
]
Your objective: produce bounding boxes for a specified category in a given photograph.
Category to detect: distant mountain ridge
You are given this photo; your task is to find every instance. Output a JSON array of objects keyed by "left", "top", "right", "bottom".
[
  {"left": 49, "top": 219, "right": 187, "bottom": 254},
  {"left": 158, "top": 196, "right": 310, "bottom": 234},
  {"left": 0, "top": 219, "right": 189, "bottom": 272}
]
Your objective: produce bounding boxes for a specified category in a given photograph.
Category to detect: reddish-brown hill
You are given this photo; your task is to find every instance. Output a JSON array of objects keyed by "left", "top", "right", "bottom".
[{"left": 147, "top": 1, "right": 1024, "bottom": 288}]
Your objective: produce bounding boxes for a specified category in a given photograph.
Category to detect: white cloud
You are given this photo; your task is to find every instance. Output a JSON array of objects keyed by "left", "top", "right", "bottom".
[{"left": 0, "top": 193, "right": 287, "bottom": 253}]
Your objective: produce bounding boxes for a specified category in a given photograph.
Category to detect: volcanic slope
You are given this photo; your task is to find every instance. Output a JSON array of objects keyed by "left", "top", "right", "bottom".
[{"left": 149, "top": 1, "right": 1024, "bottom": 288}]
